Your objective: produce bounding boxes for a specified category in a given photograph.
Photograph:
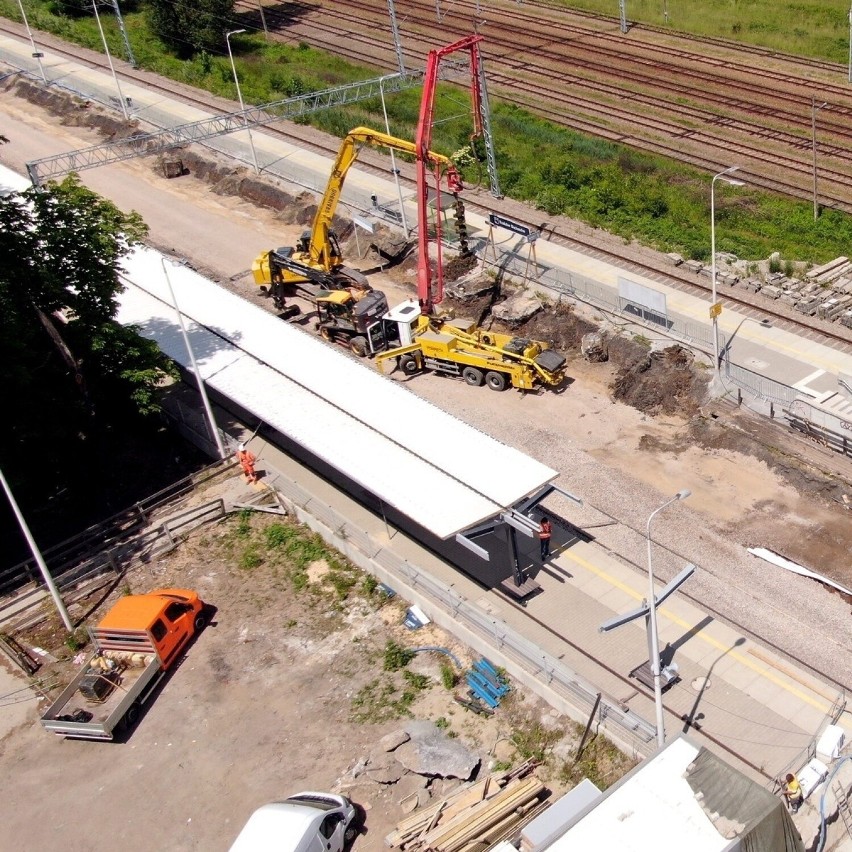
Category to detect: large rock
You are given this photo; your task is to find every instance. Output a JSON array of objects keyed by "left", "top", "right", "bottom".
[
  {"left": 379, "top": 729, "right": 410, "bottom": 752},
  {"left": 491, "top": 292, "right": 542, "bottom": 325},
  {"left": 394, "top": 721, "right": 480, "bottom": 780},
  {"left": 365, "top": 749, "right": 404, "bottom": 784},
  {"left": 581, "top": 332, "right": 608, "bottom": 363}
]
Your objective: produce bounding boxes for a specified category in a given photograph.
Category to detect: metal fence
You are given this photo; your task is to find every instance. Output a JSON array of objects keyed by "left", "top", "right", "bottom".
[
  {"left": 0, "top": 480, "right": 230, "bottom": 629},
  {"left": 270, "top": 473, "right": 658, "bottom": 759}
]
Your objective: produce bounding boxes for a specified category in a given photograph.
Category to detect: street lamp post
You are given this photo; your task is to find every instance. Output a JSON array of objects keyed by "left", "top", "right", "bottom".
[
  {"left": 93, "top": 0, "right": 128, "bottom": 120},
  {"left": 379, "top": 75, "right": 409, "bottom": 237},
  {"left": 16, "top": 0, "right": 47, "bottom": 83},
  {"left": 1, "top": 466, "right": 74, "bottom": 631},
  {"left": 646, "top": 489, "right": 691, "bottom": 749},
  {"left": 226, "top": 29, "right": 259, "bottom": 175},
  {"left": 812, "top": 97, "right": 828, "bottom": 220},
  {"left": 710, "top": 167, "right": 744, "bottom": 384},
  {"left": 161, "top": 259, "right": 227, "bottom": 460}
]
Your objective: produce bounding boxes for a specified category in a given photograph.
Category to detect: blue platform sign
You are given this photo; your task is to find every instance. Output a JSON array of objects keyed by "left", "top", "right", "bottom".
[{"left": 488, "top": 212, "right": 531, "bottom": 237}]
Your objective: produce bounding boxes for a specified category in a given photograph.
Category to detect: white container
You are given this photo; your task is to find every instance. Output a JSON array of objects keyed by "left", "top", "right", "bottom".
[{"left": 816, "top": 724, "right": 845, "bottom": 762}]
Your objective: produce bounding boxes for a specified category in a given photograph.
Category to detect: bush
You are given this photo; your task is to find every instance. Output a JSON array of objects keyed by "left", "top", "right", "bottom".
[
  {"left": 440, "top": 662, "right": 457, "bottom": 690},
  {"left": 235, "top": 509, "right": 252, "bottom": 538},
  {"left": 383, "top": 640, "right": 415, "bottom": 671},
  {"left": 64, "top": 628, "right": 88, "bottom": 653},
  {"left": 239, "top": 543, "right": 263, "bottom": 570}
]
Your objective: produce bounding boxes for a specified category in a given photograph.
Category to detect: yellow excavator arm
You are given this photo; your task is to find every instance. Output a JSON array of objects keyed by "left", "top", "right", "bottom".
[{"left": 306, "top": 126, "right": 453, "bottom": 269}]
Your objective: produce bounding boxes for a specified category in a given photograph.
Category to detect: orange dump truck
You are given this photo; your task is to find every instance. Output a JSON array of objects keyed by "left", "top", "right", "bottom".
[{"left": 41, "top": 588, "right": 207, "bottom": 740}]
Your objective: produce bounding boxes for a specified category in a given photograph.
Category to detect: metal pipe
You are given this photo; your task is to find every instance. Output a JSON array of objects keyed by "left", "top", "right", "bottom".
[
  {"left": 812, "top": 96, "right": 827, "bottom": 220},
  {"left": 257, "top": 0, "right": 269, "bottom": 40}
]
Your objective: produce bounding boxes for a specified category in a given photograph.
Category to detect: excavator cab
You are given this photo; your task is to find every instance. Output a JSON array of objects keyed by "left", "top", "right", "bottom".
[
  {"left": 295, "top": 231, "right": 312, "bottom": 254},
  {"left": 315, "top": 289, "right": 390, "bottom": 356}
]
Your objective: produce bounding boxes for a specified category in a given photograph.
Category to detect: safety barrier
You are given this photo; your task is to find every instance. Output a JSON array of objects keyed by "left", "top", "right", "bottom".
[
  {"left": 269, "top": 472, "right": 658, "bottom": 759},
  {"left": 0, "top": 491, "right": 229, "bottom": 629}
]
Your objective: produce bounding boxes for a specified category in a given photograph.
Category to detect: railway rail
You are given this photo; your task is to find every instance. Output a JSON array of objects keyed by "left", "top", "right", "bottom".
[
  {"left": 2, "top": 19, "right": 850, "bottom": 779},
  {"left": 239, "top": 0, "right": 852, "bottom": 212}
]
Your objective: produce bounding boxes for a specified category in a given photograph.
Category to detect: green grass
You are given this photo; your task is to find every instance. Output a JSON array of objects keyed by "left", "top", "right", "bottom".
[
  {"left": 6, "top": 1, "right": 852, "bottom": 268},
  {"left": 558, "top": 0, "right": 852, "bottom": 63},
  {"left": 383, "top": 639, "right": 415, "bottom": 672},
  {"left": 350, "top": 672, "right": 431, "bottom": 722},
  {"left": 559, "top": 725, "right": 639, "bottom": 790}
]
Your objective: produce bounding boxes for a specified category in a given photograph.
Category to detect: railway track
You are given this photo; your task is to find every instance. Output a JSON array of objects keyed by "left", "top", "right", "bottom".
[
  {"left": 242, "top": 0, "right": 852, "bottom": 212},
  {"left": 3, "top": 21, "right": 850, "bottom": 773}
]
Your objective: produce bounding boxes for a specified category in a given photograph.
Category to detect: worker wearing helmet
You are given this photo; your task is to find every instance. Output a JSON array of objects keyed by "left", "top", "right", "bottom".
[{"left": 236, "top": 442, "right": 258, "bottom": 484}]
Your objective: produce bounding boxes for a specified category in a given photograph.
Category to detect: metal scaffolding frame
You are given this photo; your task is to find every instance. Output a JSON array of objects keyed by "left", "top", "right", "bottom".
[{"left": 26, "top": 67, "right": 440, "bottom": 185}]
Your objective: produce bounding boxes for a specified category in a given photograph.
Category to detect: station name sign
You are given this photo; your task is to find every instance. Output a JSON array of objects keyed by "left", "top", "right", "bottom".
[{"left": 488, "top": 212, "right": 531, "bottom": 237}]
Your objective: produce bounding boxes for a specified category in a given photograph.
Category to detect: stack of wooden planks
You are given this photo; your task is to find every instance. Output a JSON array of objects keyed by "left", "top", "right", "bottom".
[{"left": 385, "top": 761, "right": 548, "bottom": 852}]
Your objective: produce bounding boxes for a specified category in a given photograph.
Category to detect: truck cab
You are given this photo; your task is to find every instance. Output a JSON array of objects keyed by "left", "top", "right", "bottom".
[{"left": 96, "top": 588, "right": 204, "bottom": 671}]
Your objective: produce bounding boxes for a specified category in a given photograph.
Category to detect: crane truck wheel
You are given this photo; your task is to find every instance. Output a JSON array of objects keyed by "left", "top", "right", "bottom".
[
  {"left": 462, "top": 367, "right": 484, "bottom": 386},
  {"left": 485, "top": 371, "right": 508, "bottom": 391},
  {"left": 320, "top": 326, "right": 333, "bottom": 342},
  {"left": 399, "top": 354, "right": 420, "bottom": 375},
  {"left": 349, "top": 336, "right": 368, "bottom": 357}
]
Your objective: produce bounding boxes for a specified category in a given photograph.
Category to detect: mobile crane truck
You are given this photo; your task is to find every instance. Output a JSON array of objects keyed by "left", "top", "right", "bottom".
[{"left": 40, "top": 588, "right": 207, "bottom": 740}]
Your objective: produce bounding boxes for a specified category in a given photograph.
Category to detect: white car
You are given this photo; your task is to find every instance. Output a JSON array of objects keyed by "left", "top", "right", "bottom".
[{"left": 229, "top": 792, "right": 358, "bottom": 852}]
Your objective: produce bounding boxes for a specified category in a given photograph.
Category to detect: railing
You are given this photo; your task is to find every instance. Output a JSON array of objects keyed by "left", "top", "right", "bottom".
[
  {"left": 270, "top": 473, "right": 658, "bottom": 758},
  {"left": 0, "top": 488, "right": 230, "bottom": 629},
  {"left": 0, "top": 460, "right": 233, "bottom": 598},
  {"left": 767, "top": 692, "right": 847, "bottom": 791}
]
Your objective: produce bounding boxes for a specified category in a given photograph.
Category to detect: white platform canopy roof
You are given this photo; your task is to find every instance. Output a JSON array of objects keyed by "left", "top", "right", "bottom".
[{"left": 115, "top": 246, "right": 557, "bottom": 540}]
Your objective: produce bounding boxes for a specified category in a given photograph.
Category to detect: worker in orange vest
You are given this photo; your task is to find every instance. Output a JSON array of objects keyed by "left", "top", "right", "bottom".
[
  {"left": 236, "top": 442, "right": 258, "bottom": 484},
  {"left": 539, "top": 516, "right": 552, "bottom": 560}
]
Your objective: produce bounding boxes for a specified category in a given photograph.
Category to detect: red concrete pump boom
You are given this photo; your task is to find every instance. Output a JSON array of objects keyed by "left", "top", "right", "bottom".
[{"left": 415, "top": 35, "right": 484, "bottom": 314}]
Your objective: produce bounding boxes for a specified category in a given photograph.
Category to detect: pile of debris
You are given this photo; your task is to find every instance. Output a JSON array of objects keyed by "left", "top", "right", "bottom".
[
  {"left": 334, "top": 721, "right": 482, "bottom": 812},
  {"left": 671, "top": 251, "right": 852, "bottom": 329},
  {"left": 385, "top": 760, "right": 548, "bottom": 852}
]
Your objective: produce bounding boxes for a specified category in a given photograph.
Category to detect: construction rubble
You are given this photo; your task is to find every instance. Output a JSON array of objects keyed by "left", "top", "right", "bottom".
[
  {"left": 385, "top": 759, "right": 547, "bottom": 851},
  {"left": 331, "top": 720, "right": 550, "bottom": 852}
]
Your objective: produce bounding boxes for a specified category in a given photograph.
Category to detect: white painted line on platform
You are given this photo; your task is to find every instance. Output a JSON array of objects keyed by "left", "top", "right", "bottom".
[{"left": 793, "top": 368, "right": 826, "bottom": 394}]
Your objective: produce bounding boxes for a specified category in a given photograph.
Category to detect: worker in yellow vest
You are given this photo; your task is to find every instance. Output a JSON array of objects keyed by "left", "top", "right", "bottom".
[{"left": 782, "top": 774, "right": 803, "bottom": 813}]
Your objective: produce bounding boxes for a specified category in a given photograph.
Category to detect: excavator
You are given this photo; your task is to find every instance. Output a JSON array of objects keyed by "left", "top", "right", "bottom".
[
  {"left": 314, "top": 37, "right": 566, "bottom": 391},
  {"left": 251, "top": 126, "right": 465, "bottom": 313}
]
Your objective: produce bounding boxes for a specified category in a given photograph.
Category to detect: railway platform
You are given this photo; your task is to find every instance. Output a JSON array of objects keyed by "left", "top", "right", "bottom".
[{"left": 237, "top": 424, "right": 851, "bottom": 846}]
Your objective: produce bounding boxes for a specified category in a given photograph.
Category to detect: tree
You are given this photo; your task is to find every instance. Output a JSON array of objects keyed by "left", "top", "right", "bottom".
[
  {"left": 0, "top": 176, "right": 179, "bottom": 543},
  {"left": 147, "top": 0, "right": 236, "bottom": 57}
]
